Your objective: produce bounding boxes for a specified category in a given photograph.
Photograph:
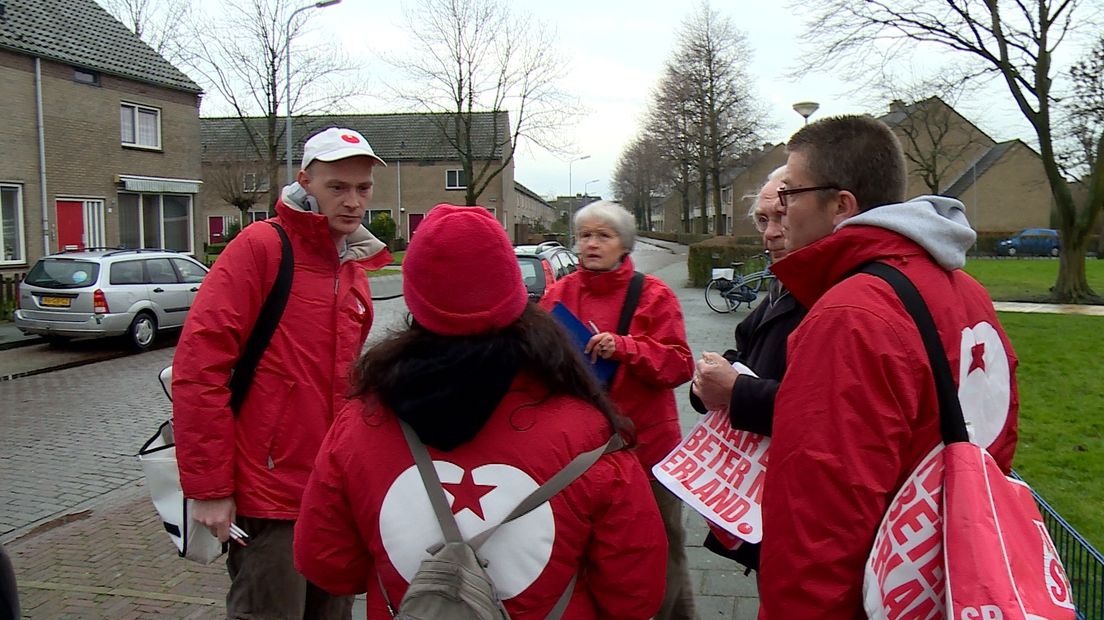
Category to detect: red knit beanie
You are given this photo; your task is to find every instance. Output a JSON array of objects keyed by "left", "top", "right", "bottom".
[{"left": 403, "top": 204, "right": 527, "bottom": 335}]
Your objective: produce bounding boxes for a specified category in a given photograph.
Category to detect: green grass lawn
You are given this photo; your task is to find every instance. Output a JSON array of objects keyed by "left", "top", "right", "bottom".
[
  {"left": 965, "top": 258, "right": 1104, "bottom": 302},
  {"left": 999, "top": 312, "right": 1104, "bottom": 550}
]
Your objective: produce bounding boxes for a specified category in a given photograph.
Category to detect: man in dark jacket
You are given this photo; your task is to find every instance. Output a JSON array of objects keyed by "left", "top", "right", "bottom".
[{"left": 690, "top": 167, "right": 807, "bottom": 569}]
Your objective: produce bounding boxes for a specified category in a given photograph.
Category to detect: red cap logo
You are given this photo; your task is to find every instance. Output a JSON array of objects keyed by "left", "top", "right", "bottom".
[{"left": 341, "top": 134, "right": 360, "bottom": 144}]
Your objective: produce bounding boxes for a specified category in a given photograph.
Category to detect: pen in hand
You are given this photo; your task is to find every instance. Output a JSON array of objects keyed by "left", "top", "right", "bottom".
[
  {"left": 229, "top": 523, "right": 249, "bottom": 547},
  {"left": 588, "top": 320, "right": 600, "bottom": 334}
]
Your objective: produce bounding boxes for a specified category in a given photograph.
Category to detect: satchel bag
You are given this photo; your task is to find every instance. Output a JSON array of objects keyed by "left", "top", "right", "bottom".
[
  {"left": 860, "top": 262, "right": 1075, "bottom": 619},
  {"left": 137, "top": 221, "right": 293, "bottom": 564}
]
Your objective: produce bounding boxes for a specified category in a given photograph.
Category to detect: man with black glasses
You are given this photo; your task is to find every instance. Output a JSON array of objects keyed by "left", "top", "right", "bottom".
[
  {"left": 756, "top": 115, "right": 1019, "bottom": 618},
  {"left": 691, "top": 166, "right": 809, "bottom": 573}
]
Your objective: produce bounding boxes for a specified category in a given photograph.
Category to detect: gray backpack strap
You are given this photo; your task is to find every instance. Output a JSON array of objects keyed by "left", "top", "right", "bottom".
[
  {"left": 467, "top": 434, "right": 624, "bottom": 551},
  {"left": 400, "top": 420, "right": 464, "bottom": 544}
]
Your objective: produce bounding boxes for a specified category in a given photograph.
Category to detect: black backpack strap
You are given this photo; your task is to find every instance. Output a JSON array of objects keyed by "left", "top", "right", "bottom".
[
  {"left": 227, "top": 222, "right": 294, "bottom": 414},
  {"left": 616, "top": 271, "right": 645, "bottom": 335},
  {"left": 857, "top": 263, "right": 969, "bottom": 444}
]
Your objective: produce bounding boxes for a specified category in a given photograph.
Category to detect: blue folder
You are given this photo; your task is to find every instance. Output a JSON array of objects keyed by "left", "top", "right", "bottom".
[{"left": 550, "top": 302, "right": 619, "bottom": 388}]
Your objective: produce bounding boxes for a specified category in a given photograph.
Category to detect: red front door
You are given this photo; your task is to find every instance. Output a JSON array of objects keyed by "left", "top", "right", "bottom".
[
  {"left": 208, "top": 216, "right": 225, "bottom": 245},
  {"left": 57, "top": 201, "right": 85, "bottom": 251},
  {"left": 409, "top": 213, "right": 425, "bottom": 238}
]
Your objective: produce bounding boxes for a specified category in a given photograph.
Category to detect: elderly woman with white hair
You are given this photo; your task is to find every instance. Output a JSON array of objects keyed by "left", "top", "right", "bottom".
[{"left": 540, "top": 200, "right": 697, "bottom": 620}]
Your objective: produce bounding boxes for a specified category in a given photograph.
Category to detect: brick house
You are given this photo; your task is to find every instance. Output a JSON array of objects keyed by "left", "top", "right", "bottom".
[
  {"left": 709, "top": 98, "right": 1056, "bottom": 238},
  {"left": 0, "top": 0, "right": 203, "bottom": 275},
  {"left": 200, "top": 112, "right": 527, "bottom": 245}
]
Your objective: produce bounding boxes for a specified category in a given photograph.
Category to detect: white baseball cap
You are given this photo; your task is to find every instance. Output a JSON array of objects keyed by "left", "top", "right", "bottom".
[{"left": 300, "top": 128, "right": 386, "bottom": 170}]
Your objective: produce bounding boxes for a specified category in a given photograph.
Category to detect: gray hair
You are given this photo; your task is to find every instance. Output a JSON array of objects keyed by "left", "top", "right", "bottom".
[
  {"left": 574, "top": 200, "right": 636, "bottom": 252},
  {"left": 744, "top": 166, "right": 786, "bottom": 219}
]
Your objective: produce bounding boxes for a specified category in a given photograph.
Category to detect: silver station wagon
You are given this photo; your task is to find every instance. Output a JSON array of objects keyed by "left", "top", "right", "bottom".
[{"left": 14, "top": 248, "right": 209, "bottom": 350}]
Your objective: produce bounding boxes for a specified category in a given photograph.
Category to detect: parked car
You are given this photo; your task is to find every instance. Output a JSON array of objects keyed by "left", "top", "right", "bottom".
[
  {"left": 514, "top": 244, "right": 579, "bottom": 300},
  {"left": 995, "top": 228, "right": 1060, "bottom": 257},
  {"left": 14, "top": 248, "right": 209, "bottom": 350}
]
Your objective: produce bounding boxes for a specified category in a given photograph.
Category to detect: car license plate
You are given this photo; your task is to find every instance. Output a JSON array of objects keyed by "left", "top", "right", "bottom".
[{"left": 40, "top": 296, "right": 71, "bottom": 308}]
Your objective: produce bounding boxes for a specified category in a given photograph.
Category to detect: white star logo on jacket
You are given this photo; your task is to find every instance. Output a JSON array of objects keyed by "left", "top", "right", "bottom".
[
  {"left": 957, "top": 321, "right": 1011, "bottom": 449},
  {"left": 379, "top": 461, "right": 556, "bottom": 598}
]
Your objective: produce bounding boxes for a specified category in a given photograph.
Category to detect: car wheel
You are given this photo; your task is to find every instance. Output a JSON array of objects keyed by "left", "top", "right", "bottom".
[
  {"left": 1007, "top": 247, "right": 1017, "bottom": 257},
  {"left": 127, "top": 312, "right": 158, "bottom": 351},
  {"left": 1051, "top": 247, "right": 1059, "bottom": 257}
]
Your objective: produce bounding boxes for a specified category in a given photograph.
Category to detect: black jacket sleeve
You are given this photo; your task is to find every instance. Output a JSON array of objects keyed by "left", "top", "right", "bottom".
[{"left": 727, "top": 375, "right": 778, "bottom": 436}]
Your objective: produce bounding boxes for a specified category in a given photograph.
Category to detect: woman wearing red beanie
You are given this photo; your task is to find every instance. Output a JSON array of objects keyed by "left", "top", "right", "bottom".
[
  {"left": 293, "top": 204, "right": 667, "bottom": 619},
  {"left": 541, "top": 200, "right": 696, "bottom": 620}
]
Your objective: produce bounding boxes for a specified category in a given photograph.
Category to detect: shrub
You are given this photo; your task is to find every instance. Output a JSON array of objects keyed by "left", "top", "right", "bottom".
[
  {"left": 687, "top": 236, "right": 766, "bottom": 287},
  {"left": 368, "top": 213, "right": 397, "bottom": 245}
]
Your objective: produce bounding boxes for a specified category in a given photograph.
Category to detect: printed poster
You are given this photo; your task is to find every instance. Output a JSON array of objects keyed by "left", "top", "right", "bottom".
[{"left": 652, "top": 394, "right": 769, "bottom": 544}]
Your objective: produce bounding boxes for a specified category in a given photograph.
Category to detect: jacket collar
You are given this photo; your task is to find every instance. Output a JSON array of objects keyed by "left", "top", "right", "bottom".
[
  {"left": 771, "top": 225, "right": 931, "bottom": 310},
  {"left": 576, "top": 255, "right": 636, "bottom": 295},
  {"left": 272, "top": 200, "right": 391, "bottom": 269}
]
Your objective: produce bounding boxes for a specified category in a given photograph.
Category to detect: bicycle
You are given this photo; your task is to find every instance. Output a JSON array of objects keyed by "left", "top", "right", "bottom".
[{"left": 704, "top": 252, "right": 775, "bottom": 313}]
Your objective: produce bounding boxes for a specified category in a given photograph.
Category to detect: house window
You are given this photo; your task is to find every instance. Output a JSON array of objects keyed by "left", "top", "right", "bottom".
[
  {"left": 74, "top": 68, "right": 100, "bottom": 86},
  {"left": 446, "top": 169, "right": 468, "bottom": 190},
  {"left": 248, "top": 210, "right": 268, "bottom": 223},
  {"left": 118, "top": 192, "right": 193, "bottom": 252},
  {"left": 120, "top": 102, "right": 161, "bottom": 149},
  {"left": 242, "top": 173, "right": 269, "bottom": 193},
  {"left": 1, "top": 184, "right": 25, "bottom": 264},
  {"left": 721, "top": 186, "right": 732, "bottom": 206}
]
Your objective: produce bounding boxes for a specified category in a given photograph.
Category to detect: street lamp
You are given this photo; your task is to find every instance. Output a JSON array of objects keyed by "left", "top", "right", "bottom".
[
  {"left": 583, "top": 178, "right": 601, "bottom": 201},
  {"left": 792, "top": 101, "right": 820, "bottom": 126},
  {"left": 567, "top": 154, "right": 590, "bottom": 247},
  {"left": 285, "top": 0, "right": 342, "bottom": 183}
]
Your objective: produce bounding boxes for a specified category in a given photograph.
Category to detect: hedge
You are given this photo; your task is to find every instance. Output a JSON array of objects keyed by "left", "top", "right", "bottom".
[{"left": 687, "top": 236, "right": 768, "bottom": 287}]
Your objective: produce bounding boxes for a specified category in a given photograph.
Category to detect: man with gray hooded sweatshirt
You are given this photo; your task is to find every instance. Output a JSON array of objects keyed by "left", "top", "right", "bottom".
[{"left": 755, "top": 115, "right": 1019, "bottom": 619}]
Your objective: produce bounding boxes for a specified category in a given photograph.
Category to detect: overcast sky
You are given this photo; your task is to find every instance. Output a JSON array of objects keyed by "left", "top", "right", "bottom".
[{"left": 196, "top": 0, "right": 1090, "bottom": 202}]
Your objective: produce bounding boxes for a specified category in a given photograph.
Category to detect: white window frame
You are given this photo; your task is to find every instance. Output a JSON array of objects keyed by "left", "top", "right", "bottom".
[
  {"left": 120, "top": 102, "right": 162, "bottom": 150},
  {"left": 0, "top": 183, "right": 27, "bottom": 265},
  {"left": 118, "top": 192, "right": 194, "bottom": 253},
  {"left": 248, "top": 210, "right": 268, "bottom": 223},
  {"left": 445, "top": 169, "right": 467, "bottom": 190}
]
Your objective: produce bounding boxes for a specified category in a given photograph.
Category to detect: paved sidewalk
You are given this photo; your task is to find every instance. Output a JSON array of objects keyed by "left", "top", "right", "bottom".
[{"left": 0, "top": 245, "right": 762, "bottom": 619}]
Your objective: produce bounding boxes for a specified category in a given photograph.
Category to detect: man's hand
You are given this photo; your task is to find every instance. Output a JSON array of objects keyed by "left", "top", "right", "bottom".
[
  {"left": 191, "top": 496, "right": 236, "bottom": 543},
  {"left": 692, "top": 351, "right": 738, "bottom": 411}
]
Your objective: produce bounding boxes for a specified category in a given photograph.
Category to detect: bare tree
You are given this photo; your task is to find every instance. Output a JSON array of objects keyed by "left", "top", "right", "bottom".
[
  {"left": 648, "top": 64, "right": 701, "bottom": 233},
  {"left": 97, "top": 0, "right": 192, "bottom": 65},
  {"left": 613, "top": 135, "right": 671, "bottom": 231},
  {"left": 388, "top": 0, "right": 577, "bottom": 206},
  {"left": 878, "top": 78, "right": 994, "bottom": 194},
  {"left": 184, "top": 0, "right": 357, "bottom": 210},
  {"left": 669, "top": 1, "right": 768, "bottom": 235},
  {"left": 207, "top": 157, "right": 269, "bottom": 225},
  {"left": 798, "top": 0, "right": 1103, "bottom": 302}
]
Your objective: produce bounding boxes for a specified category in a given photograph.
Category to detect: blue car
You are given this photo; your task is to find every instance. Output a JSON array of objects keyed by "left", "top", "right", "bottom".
[{"left": 995, "top": 228, "right": 1060, "bottom": 257}]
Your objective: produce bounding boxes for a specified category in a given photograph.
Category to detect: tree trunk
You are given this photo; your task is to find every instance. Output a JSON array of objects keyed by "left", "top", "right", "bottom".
[
  {"left": 712, "top": 167, "right": 725, "bottom": 236},
  {"left": 1053, "top": 229, "right": 1096, "bottom": 302}
]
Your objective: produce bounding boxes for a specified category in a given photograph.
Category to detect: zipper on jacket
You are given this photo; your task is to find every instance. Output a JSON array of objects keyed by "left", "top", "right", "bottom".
[{"left": 267, "top": 455, "right": 275, "bottom": 470}]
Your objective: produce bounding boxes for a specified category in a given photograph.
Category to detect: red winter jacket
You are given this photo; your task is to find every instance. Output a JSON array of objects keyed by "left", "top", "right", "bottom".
[
  {"left": 540, "top": 256, "right": 694, "bottom": 473},
  {"left": 758, "top": 225, "right": 1018, "bottom": 618},
  {"left": 293, "top": 373, "right": 667, "bottom": 619},
  {"left": 173, "top": 200, "right": 391, "bottom": 519}
]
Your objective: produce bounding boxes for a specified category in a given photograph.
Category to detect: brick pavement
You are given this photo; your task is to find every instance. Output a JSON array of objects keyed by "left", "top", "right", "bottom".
[{"left": 1, "top": 242, "right": 762, "bottom": 618}]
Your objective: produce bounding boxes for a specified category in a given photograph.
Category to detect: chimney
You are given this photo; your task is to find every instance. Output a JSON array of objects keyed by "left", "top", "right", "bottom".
[{"left": 889, "top": 99, "right": 906, "bottom": 114}]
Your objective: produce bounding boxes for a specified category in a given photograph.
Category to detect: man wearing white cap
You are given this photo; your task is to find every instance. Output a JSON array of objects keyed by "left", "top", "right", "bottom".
[{"left": 173, "top": 127, "right": 391, "bottom": 618}]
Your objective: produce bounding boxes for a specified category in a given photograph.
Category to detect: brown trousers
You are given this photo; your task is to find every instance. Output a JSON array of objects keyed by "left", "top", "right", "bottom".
[
  {"left": 652, "top": 480, "right": 698, "bottom": 620},
  {"left": 226, "top": 516, "right": 353, "bottom": 620}
]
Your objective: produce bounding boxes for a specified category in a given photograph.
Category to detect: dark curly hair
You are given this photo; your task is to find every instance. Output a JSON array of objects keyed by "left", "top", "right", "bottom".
[{"left": 350, "top": 303, "right": 634, "bottom": 451}]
